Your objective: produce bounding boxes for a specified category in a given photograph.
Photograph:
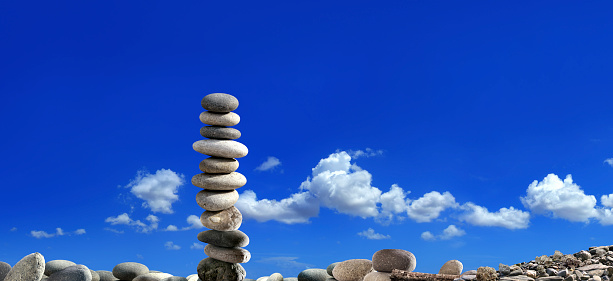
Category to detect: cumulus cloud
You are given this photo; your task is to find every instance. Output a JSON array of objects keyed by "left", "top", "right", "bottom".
[
  {"left": 357, "top": 228, "right": 391, "bottom": 240},
  {"left": 74, "top": 229, "right": 86, "bottom": 235},
  {"left": 458, "top": 202, "right": 530, "bottom": 229},
  {"left": 126, "top": 169, "right": 185, "bottom": 214},
  {"left": 30, "top": 227, "right": 85, "bottom": 238},
  {"left": 406, "top": 191, "right": 459, "bottom": 222},
  {"left": 376, "top": 184, "right": 411, "bottom": 225},
  {"left": 601, "top": 194, "right": 613, "bottom": 208},
  {"left": 255, "top": 157, "right": 281, "bottom": 171},
  {"left": 421, "top": 231, "right": 435, "bottom": 241},
  {"left": 421, "top": 225, "right": 466, "bottom": 241},
  {"left": 165, "top": 241, "right": 180, "bottom": 250},
  {"left": 596, "top": 208, "right": 613, "bottom": 225},
  {"left": 165, "top": 225, "right": 178, "bottom": 231},
  {"left": 105, "top": 213, "right": 159, "bottom": 233},
  {"left": 235, "top": 190, "right": 319, "bottom": 224},
  {"left": 190, "top": 242, "right": 204, "bottom": 250},
  {"left": 520, "top": 174, "right": 598, "bottom": 222},
  {"left": 605, "top": 158, "right": 613, "bottom": 167}
]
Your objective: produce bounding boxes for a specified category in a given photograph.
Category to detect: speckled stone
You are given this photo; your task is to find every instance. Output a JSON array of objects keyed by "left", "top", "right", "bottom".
[
  {"left": 4, "top": 252, "right": 45, "bottom": 281},
  {"left": 204, "top": 244, "right": 250, "bottom": 263},
  {"left": 363, "top": 272, "right": 391, "bottom": 281},
  {"left": 193, "top": 140, "right": 248, "bottom": 159},
  {"left": 197, "top": 229, "right": 249, "bottom": 248},
  {"left": 45, "top": 260, "right": 77, "bottom": 276},
  {"left": 439, "top": 260, "right": 463, "bottom": 275},
  {"left": 200, "top": 206, "right": 242, "bottom": 231},
  {"left": 201, "top": 126, "right": 241, "bottom": 140},
  {"left": 133, "top": 273, "right": 173, "bottom": 281},
  {"left": 90, "top": 270, "right": 100, "bottom": 281},
  {"left": 161, "top": 277, "right": 188, "bottom": 281},
  {"left": 112, "top": 262, "right": 149, "bottom": 281},
  {"left": 201, "top": 93, "right": 239, "bottom": 113},
  {"left": 199, "top": 157, "right": 239, "bottom": 174},
  {"left": 297, "top": 269, "right": 330, "bottom": 281},
  {"left": 267, "top": 273, "right": 283, "bottom": 281},
  {"left": 197, "top": 189, "right": 240, "bottom": 211},
  {"left": 332, "top": 259, "right": 373, "bottom": 281},
  {"left": 48, "top": 265, "right": 92, "bottom": 281},
  {"left": 197, "top": 258, "right": 245, "bottom": 281},
  {"left": 327, "top": 263, "right": 340, "bottom": 276},
  {"left": 199, "top": 112, "right": 240, "bottom": 127},
  {"left": 372, "top": 249, "right": 416, "bottom": 273},
  {"left": 192, "top": 172, "right": 247, "bottom": 190},
  {"left": 96, "top": 271, "right": 119, "bottom": 281},
  {"left": 476, "top": 267, "right": 497, "bottom": 281},
  {"left": 0, "top": 261, "right": 12, "bottom": 281}
]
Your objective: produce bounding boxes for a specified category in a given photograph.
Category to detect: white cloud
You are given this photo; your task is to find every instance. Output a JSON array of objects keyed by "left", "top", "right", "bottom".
[
  {"left": 104, "top": 228, "right": 124, "bottom": 234},
  {"left": 520, "top": 174, "right": 598, "bottom": 222},
  {"left": 458, "top": 202, "right": 530, "bottom": 229},
  {"left": 347, "top": 148, "right": 383, "bottom": 159},
  {"left": 190, "top": 242, "right": 205, "bottom": 250},
  {"left": 376, "top": 184, "right": 411, "bottom": 225},
  {"left": 605, "top": 158, "right": 613, "bottom": 167},
  {"left": 255, "top": 156, "right": 281, "bottom": 171},
  {"left": 406, "top": 191, "right": 459, "bottom": 222},
  {"left": 601, "top": 194, "right": 613, "bottom": 208},
  {"left": 186, "top": 215, "right": 203, "bottom": 229},
  {"left": 421, "top": 231, "right": 435, "bottom": 241},
  {"left": 235, "top": 190, "right": 319, "bottom": 224},
  {"left": 440, "top": 225, "right": 466, "bottom": 240},
  {"left": 136, "top": 254, "right": 144, "bottom": 259},
  {"left": 357, "top": 228, "right": 391, "bottom": 240},
  {"left": 166, "top": 225, "right": 178, "bottom": 231},
  {"left": 10, "top": 227, "right": 17, "bottom": 231},
  {"left": 126, "top": 169, "right": 185, "bottom": 214},
  {"left": 56, "top": 228, "right": 64, "bottom": 236},
  {"left": 105, "top": 213, "right": 159, "bottom": 233},
  {"left": 165, "top": 241, "right": 181, "bottom": 250},
  {"left": 30, "top": 227, "right": 83, "bottom": 238},
  {"left": 31, "top": 230, "right": 55, "bottom": 238},
  {"left": 74, "top": 229, "right": 86, "bottom": 235},
  {"left": 596, "top": 208, "right": 613, "bottom": 225},
  {"left": 255, "top": 257, "right": 314, "bottom": 270}
]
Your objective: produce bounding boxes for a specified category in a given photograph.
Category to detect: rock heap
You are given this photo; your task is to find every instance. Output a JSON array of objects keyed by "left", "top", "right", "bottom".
[{"left": 192, "top": 93, "right": 250, "bottom": 281}]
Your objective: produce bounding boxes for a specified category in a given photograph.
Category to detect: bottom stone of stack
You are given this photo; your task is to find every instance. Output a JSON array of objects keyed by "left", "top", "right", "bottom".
[
  {"left": 197, "top": 257, "right": 245, "bottom": 281},
  {"left": 204, "top": 244, "right": 251, "bottom": 263}
]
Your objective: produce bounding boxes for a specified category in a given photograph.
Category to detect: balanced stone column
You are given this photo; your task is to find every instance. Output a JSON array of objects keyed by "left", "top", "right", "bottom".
[{"left": 193, "top": 93, "right": 250, "bottom": 281}]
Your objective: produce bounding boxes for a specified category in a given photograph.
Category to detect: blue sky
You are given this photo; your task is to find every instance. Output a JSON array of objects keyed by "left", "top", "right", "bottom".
[{"left": 2, "top": 0, "right": 613, "bottom": 279}]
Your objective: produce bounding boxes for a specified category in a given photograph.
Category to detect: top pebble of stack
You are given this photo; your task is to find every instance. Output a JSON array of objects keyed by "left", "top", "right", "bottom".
[{"left": 201, "top": 93, "right": 239, "bottom": 113}]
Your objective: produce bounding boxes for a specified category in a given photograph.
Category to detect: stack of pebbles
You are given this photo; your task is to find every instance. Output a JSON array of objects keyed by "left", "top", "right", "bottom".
[{"left": 192, "top": 93, "right": 250, "bottom": 281}]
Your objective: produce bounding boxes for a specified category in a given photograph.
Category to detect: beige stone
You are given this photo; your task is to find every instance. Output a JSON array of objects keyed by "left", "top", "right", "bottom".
[
  {"left": 204, "top": 244, "right": 250, "bottom": 263},
  {"left": 199, "top": 111, "right": 240, "bottom": 126},
  {"left": 199, "top": 157, "right": 239, "bottom": 173},
  {"left": 193, "top": 139, "right": 248, "bottom": 158},
  {"left": 439, "top": 260, "right": 463, "bottom": 275},
  {"left": 192, "top": 172, "right": 246, "bottom": 190},
  {"left": 200, "top": 206, "right": 242, "bottom": 231},
  {"left": 363, "top": 272, "right": 391, "bottom": 281},
  {"left": 333, "top": 259, "right": 373, "bottom": 281},
  {"left": 196, "top": 189, "right": 239, "bottom": 211}
]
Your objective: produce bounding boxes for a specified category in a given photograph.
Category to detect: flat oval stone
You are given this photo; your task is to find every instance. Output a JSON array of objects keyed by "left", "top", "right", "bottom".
[
  {"left": 185, "top": 274, "right": 199, "bottom": 281},
  {"left": 200, "top": 157, "right": 239, "bottom": 173},
  {"left": 96, "top": 271, "right": 119, "bottom": 281},
  {"left": 46, "top": 260, "right": 77, "bottom": 276},
  {"left": 332, "top": 259, "right": 373, "bottom": 281},
  {"left": 201, "top": 126, "right": 241, "bottom": 140},
  {"left": 267, "top": 273, "right": 283, "bottom": 281},
  {"left": 161, "top": 277, "right": 188, "bottom": 281},
  {"left": 133, "top": 273, "right": 173, "bottom": 281},
  {"left": 48, "top": 265, "right": 92, "bottom": 281},
  {"left": 256, "top": 277, "right": 268, "bottom": 281},
  {"left": 297, "top": 269, "right": 329, "bottom": 281},
  {"left": 200, "top": 206, "right": 242, "bottom": 231},
  {"left": 204, "top": 244, "right": 250, "bottom": 263},
  {"left": 197, "top": 258, "right": 245, "bottom": 281},
  {"left": 327, "top": 262, "right": 340, "bottom": 276},
  {"left": 0, "top": 261, "right": 12, "bottom": 281},
  {"left": 439, "top": 260, "right": 463, "bottom": 275},
  {"left": 90, "top": 270, "right": 100, "bottom": 281},
  {"left": 372, "top": 249, "right": 416, "bottom": 273},
  {"left": 112, "top": 262, "right": 149, "bottom": 281},
  {"left": 192, "top": 172, "right": 246, "bottom": 190},
  {"left": 197, "top": 189, "right": 240, "bottom": 211},
  {"left": 197, "top": 230, "right": 249, "bottom": 248},
  {"left": 201, "top": 93, "right": 239, "bottom": 113},
  {"left": 199, "top": 112, "right": 240, "bottom": 127},
  {"left": 193, "top": 140, "right": 248, "bottom": 159},
  {"left": 363, "top": 272, "right": 391, "bottom": 281},
  {"left": 4, "top": 252, "right": 45, "bottom": 281}
]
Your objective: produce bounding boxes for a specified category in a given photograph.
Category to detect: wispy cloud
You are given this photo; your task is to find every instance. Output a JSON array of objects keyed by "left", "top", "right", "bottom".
[
  {"left": 255, "top": 257, "right": 314, "bottom": 270},
  {"left": 421, "top": 225, "right": 466, "bottom": 241},
  {"left": 190, "top": 242, "right": 204, "bottom": 250},
  {"left": 30, "top": 228, "right": 86, "bottom": 238},
  {"left": 104, "top": 228, "right": 124, "bottom": 234},
  {"left": 255, "top": 156, "right": 281, "bottom": 171},
  {"left": 10, "top": 227, "right": 17, "bottom": 231},
  {"left": 163, "top": 215, "right": 203, "bottom": 231},
  {"left": 357, "top": 228, "right": 391, "bottom": 240},
  {"left": 421, "top": 231, "right": 435, "bottom": 241},
  {"left": 346, "top": 148, "right": 383, "bottom": 159},
  {"left": 125, "top": 169, "right": 185, "bottom": 214},
  {"left": 105, "top": 213, "right": 159, "bottom": 233},
  {"left": 604, "top": 158, "right": 613, "bottom": 167},
  {"left": 165, "top": 241, "right": 181, "bottom": 250}
]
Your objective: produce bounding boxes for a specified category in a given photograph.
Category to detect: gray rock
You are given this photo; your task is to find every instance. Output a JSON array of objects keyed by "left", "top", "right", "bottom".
[
  {"left": 201, "top": 126, "right": 241, "bottom": 140},
  {"left": 197, "top": 258, "right": 245, "bottom": 281},
  {"left": 90, "top": 270, "right": 100, "bottom": 281},
  {"left": 510, "top": 270, "right": 524, "bottom": 276},
  {"left": 204, "top": 245, "right": 250, "bottom": 264},
  {"left": 199, "top": 157, "right": 239, "bottom": 174},
  {"left": 476, "top": 267, "right": 497, "bottom": 281},
  {"left": 536, "top": 277, "right": 564, "bottom": 281},
  {"left": 199, "top": 112, "right": 240, "bottom": 127},
  {"left": 284, "top": 278, "right": 297, "bottom": 281},
  {"left": 558, "top": 270, "right": 569, "bottom": 277},
  {"left": 0, "top": 261, "right": 12, "bottom": 281},
  {"left": 462, "top": 271, "right": 478, "bottom": 276},
  {"left": 500, "top": 277, "right": 534, "bottom": 281},
  {"left": 332, "top": 259, "right": 373, "bottom": 281},
  {"left": 578, "top": 265, "right": 611, "bottom": 271},
  {"left": 439, "top": 260, "right": 463, "bottom": 275},
  {"left": 461, "top": 275, "right": 476, "bottom": 281},
  {"left": 327, "top": 263, "right": 340, "bottom": 276},
  {"left": 4, "top": 252, "right": 45, "bottom": 281},
  {"left": 372, "top": 249, "right": 416, "bottom": 273},
  {"left": 363, "top": 272, "right": 390, "bottom": 281},
  {"left": 112, "top": 262, "right": 149, "bottom": 281},
  {"left": 201, "top": 93, "right": 239, "bottom": 113},
  {"left": 200, "top": 206, "right": 243, "bottom": 231},
  {"left": 46, "top": 260, "right": 77, "bottom": 276},
  {"left": 161, "top": 277, "right": 187, "bottom": 281},
  {"left": 298, "top": 269, "right": 329, "bottom": 281},
  {"left": 133, "top": 273, "right": 173, "bottom": 281},
  {"left": 500, "top": 264, "right": 511, "bottom": 276},
  {"left": 193, "top": 140, "right": 248, "bottom": 159},
  {"left": 48, "top": 265, "right": 92, "bottom": 281},
  {"left": 198, "top": 230, "right": 249, "bottom": 248},
  {"left": 267, "top": 274, "right": 283, "bottom": 281},
  {"left": 547, "top": 269, "right": 558, "bottom": 277},
  {"left": 95, "top": 271, "right": 118, "bottom": 281},
  {"left": 192, "top": 172, "right": 247, "bottom": 190},
  {"left": 577, "top": 251, "right": 592, "bottom": 261},
  {"left": 197, "top": 189, "right": 240, "bottom": 211}
]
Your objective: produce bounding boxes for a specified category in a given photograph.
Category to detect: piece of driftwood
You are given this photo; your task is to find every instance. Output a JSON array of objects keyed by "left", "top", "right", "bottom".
[{"left": 391, "top": 269, "right": 461, "bottom": 281}]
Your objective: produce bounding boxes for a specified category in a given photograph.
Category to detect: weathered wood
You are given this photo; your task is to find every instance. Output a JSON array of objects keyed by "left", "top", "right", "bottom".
[{"left": 391, "top": 269, "right": 461, "bottom": 281}]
